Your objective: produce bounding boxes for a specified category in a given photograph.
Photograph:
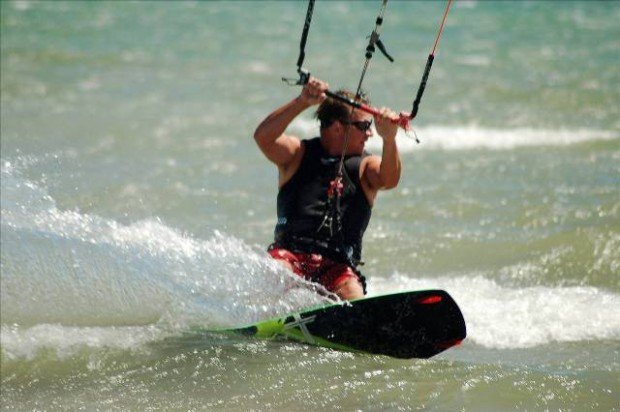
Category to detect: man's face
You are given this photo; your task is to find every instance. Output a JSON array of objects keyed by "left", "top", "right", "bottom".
[{"left": 343, "top": 110, "right": 374, "bottom": 154}]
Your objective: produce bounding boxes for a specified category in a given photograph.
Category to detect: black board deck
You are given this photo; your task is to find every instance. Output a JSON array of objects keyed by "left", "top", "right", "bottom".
[{"left": 221, "top": 289, "right": 466, "bottom": 359}]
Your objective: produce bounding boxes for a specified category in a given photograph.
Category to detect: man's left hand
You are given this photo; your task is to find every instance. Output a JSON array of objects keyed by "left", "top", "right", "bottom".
[{"left": 374, "top": 108, "right": 400, "bottom": 142}]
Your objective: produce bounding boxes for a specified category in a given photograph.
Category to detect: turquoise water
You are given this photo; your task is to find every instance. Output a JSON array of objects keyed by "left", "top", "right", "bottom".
[{"left": 1, "top": 1, "right": 619, "bottom": 410}]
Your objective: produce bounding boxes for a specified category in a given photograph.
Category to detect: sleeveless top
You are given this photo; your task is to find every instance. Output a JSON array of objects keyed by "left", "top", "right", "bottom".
[{"left": 273, "top": 137, "right": 372, "bottom": 265}]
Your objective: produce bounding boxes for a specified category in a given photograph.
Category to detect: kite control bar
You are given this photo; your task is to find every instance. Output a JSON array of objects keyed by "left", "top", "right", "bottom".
[
  {"left": 283, "top": 0, "right": 454, "bottom": 136},
  {"left": 323, "top": 89, "right": 411, "bottom": 131},
  {"left": 282, "top": 0, "right": 410, "bottom": 131}
]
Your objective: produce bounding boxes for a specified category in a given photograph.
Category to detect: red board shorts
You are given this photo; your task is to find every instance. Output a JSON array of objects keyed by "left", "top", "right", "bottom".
[{"left": 268, "top": 246, "right": 365, "bottom": 294}]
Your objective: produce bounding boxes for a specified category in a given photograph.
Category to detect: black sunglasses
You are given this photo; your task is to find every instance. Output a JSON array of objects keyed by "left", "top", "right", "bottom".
[{"left": 343, "top": 119, "right": 373, "bottom": 132}]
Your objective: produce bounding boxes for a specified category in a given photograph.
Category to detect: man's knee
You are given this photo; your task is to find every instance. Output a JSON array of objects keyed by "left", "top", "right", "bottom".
[{"left": 334, "top": 278, "right": 364, "bottom": 300}]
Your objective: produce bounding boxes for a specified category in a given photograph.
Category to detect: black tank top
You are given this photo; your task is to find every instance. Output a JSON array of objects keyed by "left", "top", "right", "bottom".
[{"left": 273, "top": 137, "right": 372, "bottom": 265}]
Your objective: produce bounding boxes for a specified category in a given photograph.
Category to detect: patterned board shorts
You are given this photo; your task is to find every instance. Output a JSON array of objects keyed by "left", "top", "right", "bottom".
[{"left": 268, "top": 246, "right": 366, "bottom": 294}]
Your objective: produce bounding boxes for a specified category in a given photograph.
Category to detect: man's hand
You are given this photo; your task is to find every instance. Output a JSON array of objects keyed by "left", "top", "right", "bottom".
[
  {"left": 374, "top": 107, "right": 401, "bottom": 142},
  {"left": 299, "top": 77, "right": 329, "bottom": 106}
]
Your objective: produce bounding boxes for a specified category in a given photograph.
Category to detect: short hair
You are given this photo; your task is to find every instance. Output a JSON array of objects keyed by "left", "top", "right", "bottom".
[{"left": 314, "top": 89, "right": 371, "bottom": 130}]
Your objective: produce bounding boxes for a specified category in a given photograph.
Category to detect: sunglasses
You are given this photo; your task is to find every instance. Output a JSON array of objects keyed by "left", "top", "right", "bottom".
[{"left": 343, "top": 119, "right": 373, "bottom": 132}]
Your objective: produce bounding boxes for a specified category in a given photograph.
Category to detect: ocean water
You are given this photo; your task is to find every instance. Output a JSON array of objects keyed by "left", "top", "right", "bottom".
[{"left": 1, "top": 1, "right": 619, "bottom": 410}]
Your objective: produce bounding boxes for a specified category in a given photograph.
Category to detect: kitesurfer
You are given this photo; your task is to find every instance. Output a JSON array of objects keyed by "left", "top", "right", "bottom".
[{"left": 254, "top": 77, "right": 403, "bottom": 300}]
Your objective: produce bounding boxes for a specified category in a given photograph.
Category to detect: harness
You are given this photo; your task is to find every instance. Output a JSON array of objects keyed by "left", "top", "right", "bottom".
[{"left": 274, "top": 138, "right": 371, "bottom": 269}]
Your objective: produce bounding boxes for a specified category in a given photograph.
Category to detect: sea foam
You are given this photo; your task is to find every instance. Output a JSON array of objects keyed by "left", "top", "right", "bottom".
[
  {"left": 1, "top": 161, "right": 332, "bottom": 359},
  {"left": 372, "top": 274, "right": 620, "bottom": 349}
]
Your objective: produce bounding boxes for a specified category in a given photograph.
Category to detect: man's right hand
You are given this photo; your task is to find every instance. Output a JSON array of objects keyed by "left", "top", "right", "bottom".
[{"left": 299, "top": 77, "right": 329, "bottom": 106}]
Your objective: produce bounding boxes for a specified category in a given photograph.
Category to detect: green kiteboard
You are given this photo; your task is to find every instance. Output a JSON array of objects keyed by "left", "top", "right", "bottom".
[{"left": 218, "top": 289, "right": 466, "bottom": 359}]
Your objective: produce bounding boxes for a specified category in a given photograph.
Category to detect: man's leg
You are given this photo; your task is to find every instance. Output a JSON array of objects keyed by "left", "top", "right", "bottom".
[
  {"left": 322, "top": 265, "right": 365, "bottom": 300},
  {"left": 268, "top": 247, "right": 300, "bottom": 275},
  {"left": 333, "top": 277, "right": 364, "bottom": 300}
]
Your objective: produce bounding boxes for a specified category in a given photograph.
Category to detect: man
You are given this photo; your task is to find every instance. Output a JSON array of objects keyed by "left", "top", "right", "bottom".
[{"left": 254, "top": 77, "right": 402, "bottom": 300}]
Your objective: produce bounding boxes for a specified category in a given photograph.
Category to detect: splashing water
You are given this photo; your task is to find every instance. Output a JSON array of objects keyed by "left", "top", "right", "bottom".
[{"left": 1, "top": 161, "right": 333, "bottom": 359}]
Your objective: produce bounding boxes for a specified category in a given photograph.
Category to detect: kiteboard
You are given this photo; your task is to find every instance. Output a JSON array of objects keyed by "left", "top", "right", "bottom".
[{"left": 217, "top": 289, "right": 466, "bottom": 359}]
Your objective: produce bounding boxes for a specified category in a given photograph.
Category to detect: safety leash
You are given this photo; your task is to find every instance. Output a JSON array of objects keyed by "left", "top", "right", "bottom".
[
  {"left": 317, "top": 0, "right": 394, "bottom": 247},
  {"left": 338, "top": 0, "right": 393, "bottom": 177}
]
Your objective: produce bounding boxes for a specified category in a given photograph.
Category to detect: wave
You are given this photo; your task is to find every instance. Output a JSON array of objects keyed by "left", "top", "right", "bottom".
[
  {"left": 371, "top": 274, "right": 620, "bottom": 349},
  {"left": 5, "top": 271, "right": 618, "bottom": 359},
  {"left": 1, "top": 160, "right": 333, "bottom": 358},
  {"left": 290, "top": 118, "right": 619, "bottom": 152},
  {"left": 2, "top": 159, "right": 619, "bottom": 359},
  {"left": 1, "top": 324, "right": 164, "bottom": 360}
]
